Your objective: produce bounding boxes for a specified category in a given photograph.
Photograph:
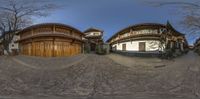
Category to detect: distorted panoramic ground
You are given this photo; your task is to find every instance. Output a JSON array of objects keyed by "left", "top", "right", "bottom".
[{"left": 0, "top": 52, "right": 200, "bottom": 99}]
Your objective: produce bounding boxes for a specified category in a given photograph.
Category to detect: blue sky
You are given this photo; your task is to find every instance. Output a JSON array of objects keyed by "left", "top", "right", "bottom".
[{"left": 33, "top": 0, "right": 198, "bottom": 45}]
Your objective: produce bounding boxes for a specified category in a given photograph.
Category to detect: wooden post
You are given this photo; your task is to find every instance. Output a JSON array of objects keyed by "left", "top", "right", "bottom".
[
  {"left": 53, "top": 25, "right": 55, "bottom": 33},
  {"left": 53, "top": 38, "right": 55, "bottom": 57},
  {"left": 31, "top": 29, "right": 33, "bottom": 36}
]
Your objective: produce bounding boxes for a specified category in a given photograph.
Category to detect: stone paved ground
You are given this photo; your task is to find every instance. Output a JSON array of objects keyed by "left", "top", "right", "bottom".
[
  {"left": 0, "top": 52, "right": 200, "bottom": 99},
  {"left": 12, "top": 54, "right": 87, "bottom": 70}
]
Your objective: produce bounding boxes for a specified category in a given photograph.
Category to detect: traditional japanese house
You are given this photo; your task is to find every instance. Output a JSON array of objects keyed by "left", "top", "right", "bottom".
[
  {"left": 84, "top": 27, "right": 104, "bottom": 52},
  {"left": 106, "top": 22, "right": 188, "bottom": 55},
  {"left": 16, "top": 23, "right": 84, "bottom": 57},
  {"left": 0, "top": 31, "right": 20, "bottom": 55}
]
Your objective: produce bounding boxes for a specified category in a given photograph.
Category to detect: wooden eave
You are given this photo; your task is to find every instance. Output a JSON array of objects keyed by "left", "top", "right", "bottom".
[
  {"left": 15, "top": 33, "right": 84, "bottom": 43},
  {"left": 84, "top": 28, "right": 104, "bottom": 33},
  {"left": 110, "top": 34, "right": 162, "bottom": 44},
  {"left": 106, "top": 23, "right": 166, "bottom": 43},
  {"left": 17, "top": 23, "right": 84, "bottom": 36},
  {"left": 111, "top": 37, "right": 161, "bottom": 45},
  {"left": 166, "top": 21, "right": 185, "bottom": 36},
  {"left": 85, "top": 35, "right": 102, "bottom": 39}
]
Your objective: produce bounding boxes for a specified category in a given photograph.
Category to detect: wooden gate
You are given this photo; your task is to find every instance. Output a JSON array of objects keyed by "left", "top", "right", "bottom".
[
  {"left": 44, "top": 41, "right": 53, "bottom": 57},
  {"left": 20, "top": 40, "right": 82, "bottom": 57},
  {"left": 63, "top": 42, "right": 70, "bottom": 56},
  {"left": 22, "top": 43, "right": 32, "bottom": 56},
  {"left": 54, "top": 41, "right": 63, "bottom": 57}
]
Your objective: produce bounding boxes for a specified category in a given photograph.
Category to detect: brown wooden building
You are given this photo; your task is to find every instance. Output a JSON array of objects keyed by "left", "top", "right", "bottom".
[{"left": 16, "top": 23, "right": 84, "bottom": 57}]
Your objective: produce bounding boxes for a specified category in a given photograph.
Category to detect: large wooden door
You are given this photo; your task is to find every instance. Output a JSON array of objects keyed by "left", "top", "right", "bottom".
[
  {"left": 22, "top": 44, "right": 27, "bottom": 55},
  {"left": 39, "top": 42, "right": 45, "bottom": 56},
  {"left": 54, "top": 41, "right": 64, "bottom": 57},
  {"left": 139, "top": 42, "right": 146, "bottom": 52},
  {"left": 21, "top": 40, "right": 82, "bottom": 57},
  {"left": 66, "top": 42, "right": 71, "bottom": 56},
  {"left": 122, "top": 44, "right": 126, "bottom": 51},
  {"left": 32, "top": 42, "right": 44, "bottom": 56},
  {"left": 32, "top": 42, "right": 36, "bottom": 56},
  {"left": 63, "top": 42, "right": 70, "bottom": 56},
  {"left": 35, "top": 42, "right": 40, "bottom": 56},
  {"left": 70, "top": 44, "right": 75, "bottom": 56},
  {"left": 44, "top": 41, "right": 53, "bottom": 57},
  {"left": 22, "top": 43, "right": 31, "bottom": 56},
  {"left": 28, "top": 43, "right": 32, "bottom": 56}
]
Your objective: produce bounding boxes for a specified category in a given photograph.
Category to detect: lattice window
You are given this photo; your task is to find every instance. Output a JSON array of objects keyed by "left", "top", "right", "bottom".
[
  {"left": 73, "top": 33, "right": 82, "bottom": 39},
  {"left": 21, "top": 31, "right": 31, "bottom": 38},
  {"left": 34, "top": 27, "right": 52, "bottom": 34},
  {"left": 55, "top": 27, "right": 70, "bottom": 34}
]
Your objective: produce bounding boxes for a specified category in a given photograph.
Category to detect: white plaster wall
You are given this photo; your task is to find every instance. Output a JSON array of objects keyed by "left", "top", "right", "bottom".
[
  {"left": 85, "top": 32, "right": 101, "bottom": 37},
  {"left": 112, "top": 40, "right": 163, "bottom": 52},
  {"left": 8, "top": 35, "right": 20, "bottom": 52},
  {"left": 9, "top": 42, "right": 18, "bottom": 50}
]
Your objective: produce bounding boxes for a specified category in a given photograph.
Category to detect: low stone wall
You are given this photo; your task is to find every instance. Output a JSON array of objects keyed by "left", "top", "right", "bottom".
[{"left": 111, "top": 51, "right": 161, "bottom": 57}]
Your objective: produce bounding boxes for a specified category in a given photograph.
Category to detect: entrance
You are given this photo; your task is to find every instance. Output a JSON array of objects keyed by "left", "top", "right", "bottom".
[
  {"left": 122, "top": 44, "right": 126, "bottom": 51},
  {"left": 139, "top": 42, "right": 146, "bottom": 52}
]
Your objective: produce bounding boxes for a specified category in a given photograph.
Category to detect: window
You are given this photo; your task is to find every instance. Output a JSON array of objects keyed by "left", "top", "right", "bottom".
[
  {"left": 122, "top": 44, "right": 126, "bottom": 51},
  {"left": 93, "top": 32, "right": 99, "bottom": 36},
  {"left": 160, "top": 28, "right": 166, "bottom": 33}
]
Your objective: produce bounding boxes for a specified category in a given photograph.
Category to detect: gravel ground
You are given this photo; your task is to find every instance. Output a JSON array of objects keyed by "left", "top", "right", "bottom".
[
  {"left": 0, "top": 52, "right": 199, "bottom": 99},
  {"left": 12, "top": 54, "right": 86, "bottom": 70}
]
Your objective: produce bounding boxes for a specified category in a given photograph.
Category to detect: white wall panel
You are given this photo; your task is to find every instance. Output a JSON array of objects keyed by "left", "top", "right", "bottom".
[{"left": 112, "top": 40, "right": 163, "bottom": 52}]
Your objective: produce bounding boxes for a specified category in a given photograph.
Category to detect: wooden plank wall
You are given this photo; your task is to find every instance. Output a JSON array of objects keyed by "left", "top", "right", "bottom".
[
  {"left": 19, "top": 24, "right": 84, "bottom": 57},
  {"left": 21, "top": 40, "right": 82, "bottom": 57}
]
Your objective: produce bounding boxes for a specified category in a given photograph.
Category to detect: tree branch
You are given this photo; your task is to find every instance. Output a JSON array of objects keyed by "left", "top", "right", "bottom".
[{"left": 153, "top": 1, "right": 200, "bottom": 8}]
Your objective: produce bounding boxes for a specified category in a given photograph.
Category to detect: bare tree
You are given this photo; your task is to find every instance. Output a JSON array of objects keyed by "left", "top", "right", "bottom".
[
  {"left": 0, "top": 0, "right": 58, "bottom": 54},
  {"left": 148, "top": 1, "right": 200, "bottom": 40},
  {"left": 147, "top": 0, "right": 200, "bottom": 97}
]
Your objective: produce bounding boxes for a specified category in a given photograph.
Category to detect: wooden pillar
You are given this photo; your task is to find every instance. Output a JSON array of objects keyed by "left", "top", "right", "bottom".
[
  {"left": 53, "top": 37, "right": 55, "bottom": 57},
  {"left": 31, "top": 39, "right": 33, "bottom": 56},
  {"left": 53, "top": 25, "right": 55, "bottom": 33},
  {"left": 31, "top": 29, "right": 34, "bottom": 56},
  {"left": 31, "top": 29, "right": 34, "bottom": 36}
]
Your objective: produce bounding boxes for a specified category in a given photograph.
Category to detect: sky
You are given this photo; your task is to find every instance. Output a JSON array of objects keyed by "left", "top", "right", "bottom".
[{"left": 33, "top": 0, "right": 198, "bottom": 45}]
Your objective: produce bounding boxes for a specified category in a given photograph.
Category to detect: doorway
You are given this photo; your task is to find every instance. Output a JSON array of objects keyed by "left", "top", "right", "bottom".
[
  {"left": 139, "top": 42, "right": 146, "bottom": 52},
  {"left": 122, "top": 44, "right": 126, "bottom": 51}
]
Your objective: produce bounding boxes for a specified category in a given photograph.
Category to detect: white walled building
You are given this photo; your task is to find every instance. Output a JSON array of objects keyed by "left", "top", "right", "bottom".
[
  {"left": 9, "top": 34, "right": 20, "bottom": 53},
  {"left": 111, "top": 40, "right": 163, "bottom": 52},
  {"left": 0, "top": 31, "right": 20, "bottom": 55},
  {"left": 107, "top": 22, "right": 188, "bottom": 54}
]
